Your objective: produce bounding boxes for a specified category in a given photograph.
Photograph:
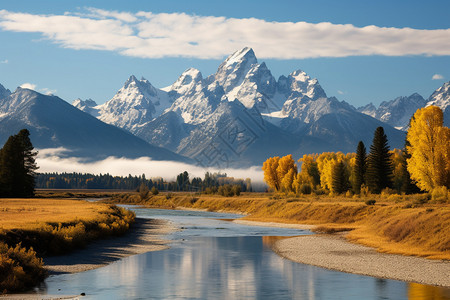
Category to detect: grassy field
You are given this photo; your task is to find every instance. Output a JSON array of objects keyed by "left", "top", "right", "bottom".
[
  {"left": 0, "top": 198, "right": 135, "bottom": 293},
  {"left": 110, "top": 191, "right": 450, "bottom": 260}
]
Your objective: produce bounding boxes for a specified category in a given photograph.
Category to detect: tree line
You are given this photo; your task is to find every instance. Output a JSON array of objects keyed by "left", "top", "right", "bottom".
[
  {"left": 262, "top": 106, "right": 449, "bottom": 197},
  {"left": 0, "top": 129, "right": 38, "bottom": 197},
  {"left": 37, "top": 171, "right": 252, "bottom": 193}
]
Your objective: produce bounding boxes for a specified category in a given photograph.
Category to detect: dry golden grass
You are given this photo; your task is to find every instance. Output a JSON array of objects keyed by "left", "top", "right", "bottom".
[
  {"left": 0, "top": 197, "right": 135, "bottom": 293},
  {"left": 0, "top": 198, "right": 116, "bottom": 231},
  {"left": 111, "top": 191, "right": 450, "bottom": 259}
]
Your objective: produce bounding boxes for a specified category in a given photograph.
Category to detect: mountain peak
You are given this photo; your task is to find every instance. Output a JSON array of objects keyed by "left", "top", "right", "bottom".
[
  {"left": 0, "top": 83, "right": 11, "bottom": 100},
  {"left": 215, "top": 47, "right": 258, "bottom": 94},
  {"left": 223, "top": 47, "right": 257, "bottom": 67}
]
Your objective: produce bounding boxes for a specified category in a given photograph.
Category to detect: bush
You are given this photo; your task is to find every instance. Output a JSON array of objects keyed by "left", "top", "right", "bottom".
[
  {"left": 139, "top": 183, "right": 149, "bottom": 200},
  {"left": 431, "top": 186, "right": 449, "bottom": 203},
  {"left": 218, "top": 185, "right": 241, "bottom": 197},
  {"left": 300, "top": 183, "right": 312, "bottom": 195},
  {"left": 151, "top": 187, "right": 159, "bottom": 195},
  {"left": 0, "top": 242, "right": 47, "bottom": 293},
  {"left": 365, "top": 199, "right": 376, "bottom": 206}
]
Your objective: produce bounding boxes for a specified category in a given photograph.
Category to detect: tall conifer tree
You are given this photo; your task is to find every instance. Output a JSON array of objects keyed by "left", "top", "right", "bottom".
[
  {"left": 0, "top": 129, "right": 38, "bottom": 197},
  {"left": 352, "top": 141, "right": 366, "bottom": 193},
  {"left": 366, "top": 127, "right": 393, "bottom": 193}
]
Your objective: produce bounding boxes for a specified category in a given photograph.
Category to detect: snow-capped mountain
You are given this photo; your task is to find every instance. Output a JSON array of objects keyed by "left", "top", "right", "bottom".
[
  {"left": 358, "top": 93, "right": 426, "bottom": 130},
  {"left": 358, "top": 82, "right": 450, "bottom": 129},
  {"left": 0, "top": 87, "right": 188, "bottom": 162},
  {"left": 0, "top": 83, "right": 11, "bottom": 100},
  {"left": 74, "top": 75, "right": 173, "bottom": 132},
  {"left": 427, "top": 81, "right": 450, "bottom": 126},
  {"left": 123, "top": 47, "right": 405, "bottom": 166}
]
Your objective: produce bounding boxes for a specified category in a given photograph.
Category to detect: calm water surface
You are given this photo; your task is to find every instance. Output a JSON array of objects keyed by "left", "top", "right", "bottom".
[{"left": 38, "top": 208, "right": 450, "bottom": 300}]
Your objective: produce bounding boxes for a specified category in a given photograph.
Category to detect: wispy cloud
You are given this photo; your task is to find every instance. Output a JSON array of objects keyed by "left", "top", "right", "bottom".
[
  {"left": 40, "top": 87, "right": 57, "bottom": 95},
  {"left": 19, "top": 82, "right": 56, "bottom": 95},
  {"left": 337, "top": 90, "right": 345, "bottom": 95},
  {"left": 0, "top": 8, "right": 449, "bottom": 59},
  {"left": 37, "top": 149, "right": 264, "bottom": 183},
  {"left": 432, "top": 74, "right": 444, "bottom": 80},
  {"left": 20, "top": 82, "right": 37, "bottom": 90},
  {"left": 0, "top": 59, "right": 7, "bottom": 64}
]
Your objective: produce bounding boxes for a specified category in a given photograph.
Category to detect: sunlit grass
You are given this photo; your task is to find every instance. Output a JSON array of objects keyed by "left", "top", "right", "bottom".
[{"left": 0, "top": 198, "right": 135, "bottom": 293}]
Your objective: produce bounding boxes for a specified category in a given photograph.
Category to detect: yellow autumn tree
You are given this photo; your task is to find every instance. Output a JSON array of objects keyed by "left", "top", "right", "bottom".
[
  {"left": 262, "top": 156, "right": 280, "bottom": 191},
  {"left": 406, "top": 106, "right": 450, "bottom": 191},
  {"left": 262, "top": 155, "right": 297, "bottom": 192}
]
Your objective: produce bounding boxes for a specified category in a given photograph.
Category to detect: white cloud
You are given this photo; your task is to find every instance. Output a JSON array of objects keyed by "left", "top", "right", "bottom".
[
  {"left": 36, "top": 151, "right": 265, "bottom": 183},
  {"left": 432, "top": 74, "right": 444, "bottom": 80},
  {"left": 40, "top": 87, "right": 57, "bottom": 95},
  {"left": 0, "top": 59, "right": 7, "bottom": 64},
  {"left": 19, "top": 83, "right": 56, "bottom": 94},
  {"left": 0, "top": 8, "right": 449, "bottom": 59},
  {"left": 19, "top": 82, "right": 37, "bottom": 90},
  {"left": 337, "top": 90, "right": 345, "bottom": 95}
]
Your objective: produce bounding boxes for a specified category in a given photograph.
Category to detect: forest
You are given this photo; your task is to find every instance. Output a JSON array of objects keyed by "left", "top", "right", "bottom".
[{"left": 262, "top": 106, "right": 449, "bottom": 201}]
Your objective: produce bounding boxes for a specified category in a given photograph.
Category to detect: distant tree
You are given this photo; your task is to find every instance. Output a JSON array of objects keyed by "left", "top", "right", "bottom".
[
  {"left": 176, "top": 171, "right": 190, "bottom": 191},
  {"left": 139, "top": 183, "right": 149, "bottom": 200},
  {"left": 406, "top": 106, "right": 450, "bottom": 191},
  {"left": 352, "top": 141, "right": 367, "bottom": 194},
  {"left": 331, "top": 160, "right": 349, "bottom": 194},
  {"left": 151, "top": 186, "right": 159, "bottom": 195},
  {"left": 365, "top": 127, "right": 393, "bottom": 193},
  {"left": 0, "top": 129, "right": 38, "bottom": 197}
]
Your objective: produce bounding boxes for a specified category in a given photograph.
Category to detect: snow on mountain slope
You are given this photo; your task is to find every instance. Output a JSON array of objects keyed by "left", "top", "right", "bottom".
[
  {"left": 358, "top": 93, "right": 426, "bottom": 130},
  {"left": 96, "top": 75, "right": 172, "bottom": 131},
  {"left": 0, "top": 83, "right": 11, "bottom": 100},
  {"left": 427, "top": 81, "right": 450, "bottom": 126},
  {"left": 0, "top": 87, "right": 189, "bottom": 162},
  {"left": 72, "top": 98, "right": 99, "bottom": 117}
]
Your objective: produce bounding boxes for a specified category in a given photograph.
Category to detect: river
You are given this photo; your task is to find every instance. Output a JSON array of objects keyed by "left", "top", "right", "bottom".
[{"left": 38, "top": 207, "right": 450, "bottom": 299}]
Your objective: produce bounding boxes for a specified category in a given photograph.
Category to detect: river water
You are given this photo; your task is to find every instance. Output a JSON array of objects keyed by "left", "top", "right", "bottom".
[{"left": 39, "top": 207, "right": 450, "bottom": 299}]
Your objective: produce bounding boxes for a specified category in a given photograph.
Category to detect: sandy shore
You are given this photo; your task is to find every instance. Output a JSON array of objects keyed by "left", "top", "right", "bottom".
[
  {"left": 233, "top": 219, "right": 316, "bottom": 230},
  {"left": 273, "top": 233, "right": 450, "bottom": 287},
  {"left": 44, "top": 217, "right": 175, "bottom": 274}
]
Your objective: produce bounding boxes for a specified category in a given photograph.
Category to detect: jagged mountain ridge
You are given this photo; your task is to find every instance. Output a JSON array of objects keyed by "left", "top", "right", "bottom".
[
  {"left": 69, "top": 47, "right": 410, "bottom": 167},
  {"left": 358, "top": 83, "right": 450, "bottom": 129},
  {"left": 0, "top": 88, "right": 189, "bottom": 162}
]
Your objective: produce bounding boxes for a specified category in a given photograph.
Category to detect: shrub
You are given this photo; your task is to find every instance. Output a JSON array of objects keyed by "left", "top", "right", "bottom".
[
  {"left": 151, "top": 187, "right": 159, "bottom": 195},
  {"left": 0, "top": 242, "right": 47, "bottom": 293},
  {"left": 431, "top": 186, "right": 449, "bottom": 203},
  {"left": 365, "top": 199, "right": 376, "bottom": 206},
  {"left": 300, "top": 183, "right": 312, "bottom": 195},
  {"left": 139, "top": 183, "right": 149, "bottom": 201}
]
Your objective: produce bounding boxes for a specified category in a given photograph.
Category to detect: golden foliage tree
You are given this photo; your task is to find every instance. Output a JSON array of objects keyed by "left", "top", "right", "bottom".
[
  {"left": 262, "top": 155, "right": 297, "bottom": 192},
  {"left": 406, "top": 106, "right": 450, "bottom": 191},
  {"left": 262, "top": 156, "right": 280, "bottom": 191}
]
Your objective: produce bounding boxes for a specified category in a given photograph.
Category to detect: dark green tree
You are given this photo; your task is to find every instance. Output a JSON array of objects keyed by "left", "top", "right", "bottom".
[
  {"left": 365, "top": 127, "right": 393, "bottom": 194},
  {"left": 331, "top": 160, "right": 349, "bottom": 194},
  {"left": 0, "top": 129, "right": 38, "bottom": 197},
  {"left": 176, "top": 171, "right": 190, "bottom": 191},
  {"left": 352, "top": 141, "right": 367, "bottom": 194}
]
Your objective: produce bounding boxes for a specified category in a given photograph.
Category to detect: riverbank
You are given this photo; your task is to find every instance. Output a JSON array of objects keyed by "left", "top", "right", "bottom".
[
  {"left": 44, "top": 217, "right": 175, "bottom": 274},
  {"left": 109, "top": 192, "right": 450, "bottom": 260},
  {"left": 272, "top": 233, "right": 450, "bottom": 287}
]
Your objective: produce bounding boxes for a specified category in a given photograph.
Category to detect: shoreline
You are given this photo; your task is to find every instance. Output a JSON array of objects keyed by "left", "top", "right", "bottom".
[
  {"left": 44, "top": 217, "right": 175, "bottom": 274},
  {"left": 272, "top": 233, "right": 450, "bottom": 287}
]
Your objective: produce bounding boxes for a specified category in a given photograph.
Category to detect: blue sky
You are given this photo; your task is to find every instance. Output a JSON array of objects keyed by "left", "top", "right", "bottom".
[{"left": 0, "top": 0, "right": 449, "bottom": 107}]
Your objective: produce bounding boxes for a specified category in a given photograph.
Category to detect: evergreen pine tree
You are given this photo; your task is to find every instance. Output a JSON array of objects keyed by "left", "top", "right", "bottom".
[
  {"left": 400, "top": 141, "right": 420, "bottom": 194},
  {"left": 352, "top": 141, "right": 366, "bottom": 194},
  {"left": 0, "top": 129, "right": 38, "bottom": 197},
  {"left": 365, "top": 127, "right": 393, "bottom": 194},
  {"left": 331, "top": 160, "right": 349, "bottom": 194}
]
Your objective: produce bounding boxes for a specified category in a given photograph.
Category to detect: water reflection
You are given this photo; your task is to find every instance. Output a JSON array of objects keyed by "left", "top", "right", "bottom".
[
  {"left": 41, "top": 236, "right": 450, "bottom": 300},
  {"left": 40, "top": 208, "right": 450, "bottom": 300}
]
